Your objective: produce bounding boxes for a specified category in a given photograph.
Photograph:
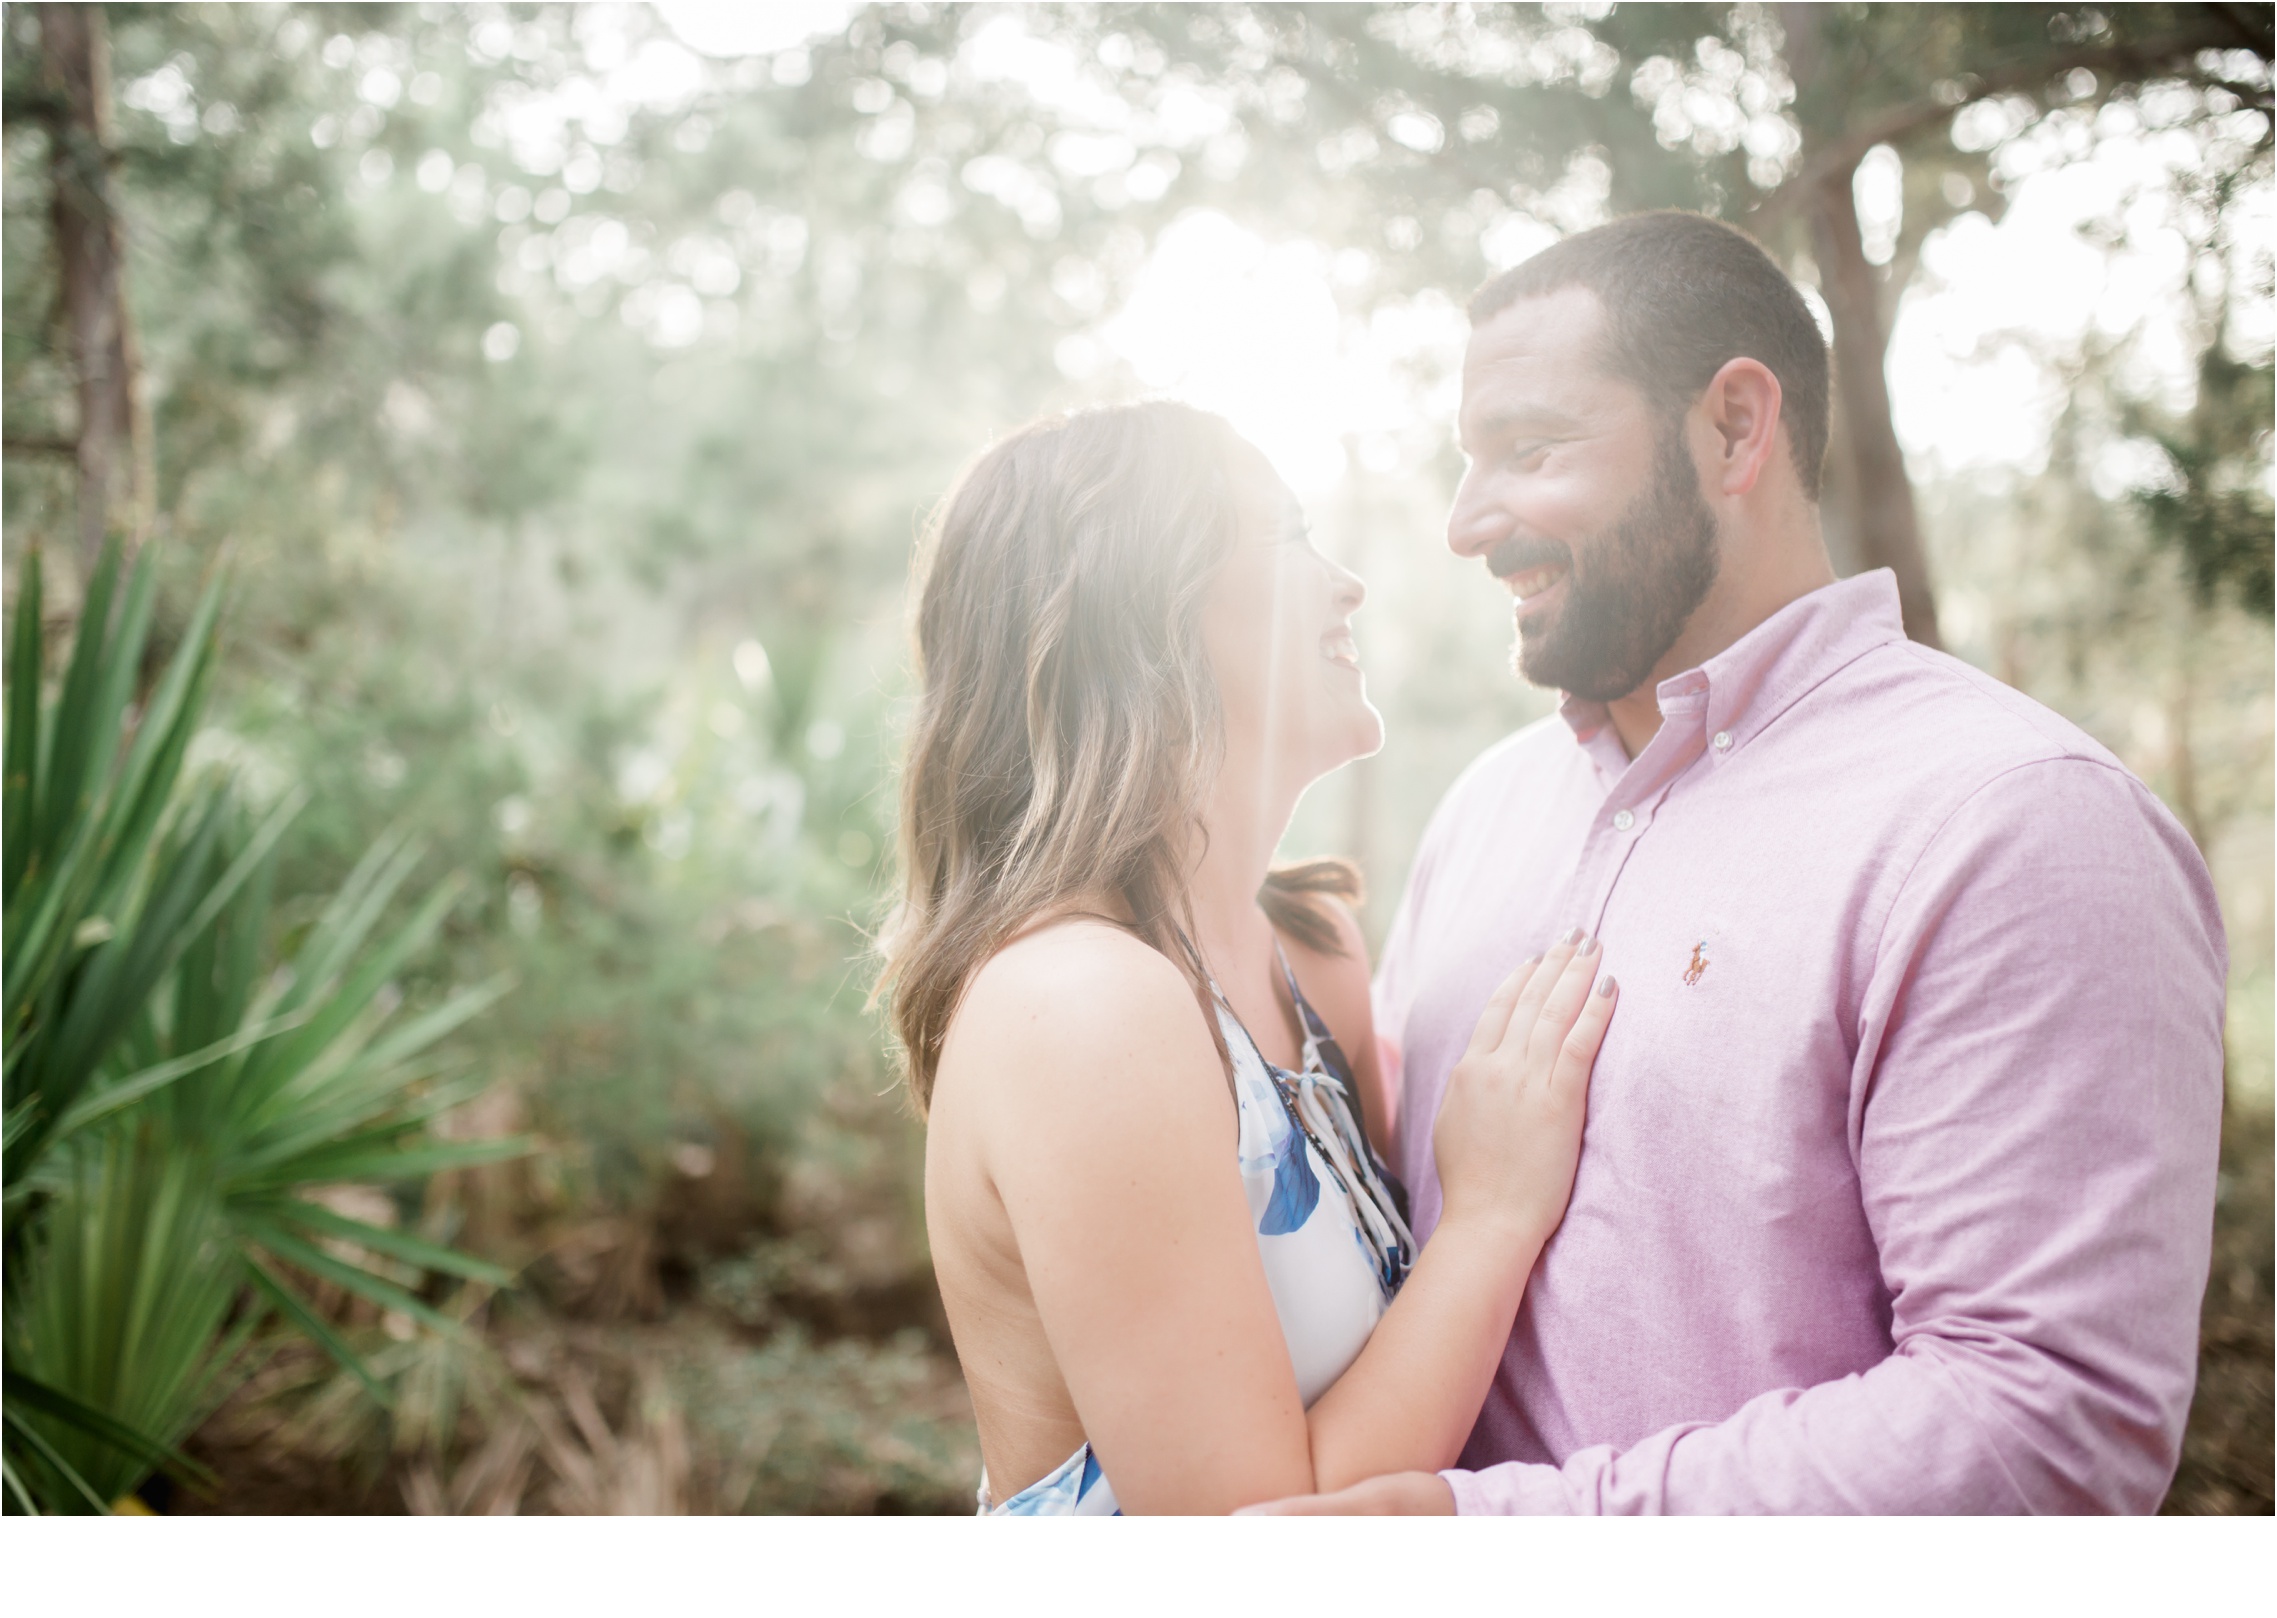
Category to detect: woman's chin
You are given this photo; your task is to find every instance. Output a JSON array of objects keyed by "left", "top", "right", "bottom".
[
  {"left": 1309, "top": 706, "right": 1386, "bottom": 776},
  {"left": 1349, "top": 704, "right": 1387, "bottom": 762},
  {"left": 1265, "top": 699, "right": 1386, "bottom": 792}
]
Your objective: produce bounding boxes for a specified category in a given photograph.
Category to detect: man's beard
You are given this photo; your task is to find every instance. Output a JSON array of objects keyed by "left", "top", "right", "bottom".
[{"left": 1488, "top": 423, "right": 1719, "bottom": 703}]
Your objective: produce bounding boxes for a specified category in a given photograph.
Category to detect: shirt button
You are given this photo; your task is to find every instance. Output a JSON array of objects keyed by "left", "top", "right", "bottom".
[
  {"left": 1612, "top": 808, "right": 1635, "bottom": 832},
  {"left": 1712, "top": 730, "right": 1733, "bottom": 752}
]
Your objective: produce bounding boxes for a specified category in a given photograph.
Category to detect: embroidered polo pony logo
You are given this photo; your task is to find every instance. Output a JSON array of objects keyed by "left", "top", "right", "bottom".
[{"left": 1683, "top": 941, "right": 1710, "bottom": 987}]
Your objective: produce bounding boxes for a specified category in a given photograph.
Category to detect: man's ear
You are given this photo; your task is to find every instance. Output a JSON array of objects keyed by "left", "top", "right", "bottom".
[{"left": 1700, "top": 357, "right": 1784, "bottom": 497}]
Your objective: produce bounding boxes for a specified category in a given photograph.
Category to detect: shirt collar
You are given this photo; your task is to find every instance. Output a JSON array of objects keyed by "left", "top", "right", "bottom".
[{"left": 1559, "top": 569, "right": 1907, "bottom": 763}]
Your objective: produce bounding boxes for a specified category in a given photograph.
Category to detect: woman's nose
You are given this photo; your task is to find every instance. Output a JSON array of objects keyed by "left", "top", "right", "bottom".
[{"left": 1329, "top": 556, "right": 1366, "bottom": 612}]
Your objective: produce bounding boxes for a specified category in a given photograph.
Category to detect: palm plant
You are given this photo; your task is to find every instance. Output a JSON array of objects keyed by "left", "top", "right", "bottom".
[{"left": 3, "top": 538, "right": 521, "bottom": 1512}]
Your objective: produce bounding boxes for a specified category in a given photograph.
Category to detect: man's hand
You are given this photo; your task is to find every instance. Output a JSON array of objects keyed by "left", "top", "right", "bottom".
[{"left": 1234, "top": 1471, "right": 1457, "bottom": 1515}]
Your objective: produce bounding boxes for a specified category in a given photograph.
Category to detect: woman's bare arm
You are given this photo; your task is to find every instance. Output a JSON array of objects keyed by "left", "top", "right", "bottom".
[
  {"left": 1297, "top": 932, "right": 1610, "bottom": 1490},
  {"left": 947, "top": 922, "right": 1315, "bottom": 1513},
  {"left": 946, "top": 921, "right": 1611, "bottom": 1512}
]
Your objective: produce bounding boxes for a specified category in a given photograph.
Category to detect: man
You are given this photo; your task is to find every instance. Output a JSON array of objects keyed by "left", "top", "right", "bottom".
[{"left": 1262, "top": 211, "right": 2227, "bottom": 1513}]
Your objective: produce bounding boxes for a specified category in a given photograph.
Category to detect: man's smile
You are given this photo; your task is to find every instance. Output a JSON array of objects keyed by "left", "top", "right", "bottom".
[
  {"left": 1505, "top": 560, "right": 1570, "bottom": 602},
  {"left": 1485, "top": 536, "right": 1574, "bottom": 625},
  {"left": 1505, "top": 559, "right": 1571, "bottom": 625}
]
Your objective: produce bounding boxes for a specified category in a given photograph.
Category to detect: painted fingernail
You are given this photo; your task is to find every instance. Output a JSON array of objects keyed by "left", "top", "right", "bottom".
[
  {"left": 1579, "top": 935, "right": 1600, "bottom": 956},
  {"left": 1559, "top": 926, "right": 1583, "bottom": 946},
  {"left": 1597, "top": 976, "right": 1618, "bottom": 998}
]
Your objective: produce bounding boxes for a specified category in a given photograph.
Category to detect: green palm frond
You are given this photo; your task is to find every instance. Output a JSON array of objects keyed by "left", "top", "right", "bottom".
[
  {"left": 3, "top": 538, "right": 234, "bottom": 1190},
  {"left": 3, "top": 1127, "right": 242, "bottom": 1511},
  {"left": 3, "top": 537, "right": 519, "bottom": 1513}
]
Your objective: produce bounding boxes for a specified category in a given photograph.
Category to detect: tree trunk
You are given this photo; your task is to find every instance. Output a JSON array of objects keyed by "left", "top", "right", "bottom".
[
  {"left": 1809, "top": 161, "right": 1942, "bottom": 648},
  {"left": 37, "top": 3, "right": 147, "bottom": 577},
  {"left": 1776, "top": 0, "right": 1941, "bottom": 649}
]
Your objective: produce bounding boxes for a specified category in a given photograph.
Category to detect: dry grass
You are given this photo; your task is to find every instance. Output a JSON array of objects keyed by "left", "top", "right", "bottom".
[
  {"left": 173, "top": 1105, "right": 980, "bottom": 1516},
  {"left": 176, "top": 1309, "right": 977, "bottom": 1516},
  {"left": 2162, "top": 1100, "right": 2274, "bottom": 1515}
]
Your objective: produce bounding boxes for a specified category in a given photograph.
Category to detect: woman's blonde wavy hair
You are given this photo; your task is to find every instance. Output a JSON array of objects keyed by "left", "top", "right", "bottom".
[{"left": 877, "top": 401, "right": 1357, "bottom": 1112}]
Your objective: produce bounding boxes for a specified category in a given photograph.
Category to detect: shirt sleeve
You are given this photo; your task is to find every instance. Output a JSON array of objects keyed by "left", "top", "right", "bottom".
[{"left": 1442, "top": 757, "right": 2228, "bottom": 1514}]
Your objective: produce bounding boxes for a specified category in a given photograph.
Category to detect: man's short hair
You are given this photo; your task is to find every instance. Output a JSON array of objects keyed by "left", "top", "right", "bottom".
[{"left": 1469, "top": 211, "right": 1831, "bottom": 501}]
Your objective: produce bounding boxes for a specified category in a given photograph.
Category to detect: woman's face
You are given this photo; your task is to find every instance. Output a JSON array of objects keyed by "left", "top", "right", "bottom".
[{"left": 1201, "top": 444, "right": 1384, "bottom": 795}]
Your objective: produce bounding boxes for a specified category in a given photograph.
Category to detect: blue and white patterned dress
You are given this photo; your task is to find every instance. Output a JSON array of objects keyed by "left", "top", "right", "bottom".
[{"left": 981, "top": 948, "right": 1416, "bottom": 1515}]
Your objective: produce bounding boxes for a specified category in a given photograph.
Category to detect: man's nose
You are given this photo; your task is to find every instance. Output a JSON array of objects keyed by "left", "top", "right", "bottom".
[{"left": 1446, "top": 471, "right": 1513, "bottom": 560}]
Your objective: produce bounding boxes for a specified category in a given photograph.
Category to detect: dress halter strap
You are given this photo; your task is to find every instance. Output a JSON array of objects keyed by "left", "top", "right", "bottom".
[
  {"left": 1206, "top": 937, "right": 1417, "bottom": 1291},
  {"left": 1206, "top": 944, "right": 1329, "bottom": 1082}
]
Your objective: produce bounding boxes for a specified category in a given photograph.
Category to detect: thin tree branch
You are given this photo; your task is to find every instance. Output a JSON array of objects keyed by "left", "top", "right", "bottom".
[
  {"left": 2, "top": 433, "right": 78, "bottom": 458},
  {"left": 1752, "top": 30, "right": 2263, "bottom": 223},
  {"left": 2209, "top": 3, "right": 2276, "bottom": 57}
]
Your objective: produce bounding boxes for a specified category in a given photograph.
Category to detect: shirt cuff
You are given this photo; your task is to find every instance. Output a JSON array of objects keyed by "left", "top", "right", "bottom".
[{"left": 1441, "top": 1462, "right": 1574, "bottom": 1515}]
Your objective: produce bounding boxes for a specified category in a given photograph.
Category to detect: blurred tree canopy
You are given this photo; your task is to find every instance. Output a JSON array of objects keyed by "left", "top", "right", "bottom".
[
  {"left": 10, "top": 5, "right": 2268, "bottom": 633},
  {"left": 1017, "top": 2, "right": 2272, "bottom": 634}
]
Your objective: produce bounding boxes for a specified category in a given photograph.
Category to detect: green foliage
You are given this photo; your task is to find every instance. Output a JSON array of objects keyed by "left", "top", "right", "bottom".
[
  {"left": 1, "top": 536, "right": 515, "bottom": 1512},
  {"left": 6, "top": 6, "right": 979, "bottom": 1212},
  {"left": 2, "top": 540, "right": 232, "bottom": 1189},
  {"left": 2132, "top": 341, "right": 2276, "bottom": 614},
  {"left": 5, "top": 1125, "right": 243, "bottom": 1509}
]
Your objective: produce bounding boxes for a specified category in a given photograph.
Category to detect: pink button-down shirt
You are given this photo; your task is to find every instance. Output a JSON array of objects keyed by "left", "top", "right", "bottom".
[{"left": 1374, "top": 570, "right": 2226, "bottom": 1513}]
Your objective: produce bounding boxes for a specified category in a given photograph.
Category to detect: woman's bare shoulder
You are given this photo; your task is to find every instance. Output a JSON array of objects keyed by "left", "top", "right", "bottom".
[
  {"left": 965, "top": 915, "right": 1190, "bottom": 1012},
  {"left": 944, "top": 917, "right": 1219, "bottom": 1103}
]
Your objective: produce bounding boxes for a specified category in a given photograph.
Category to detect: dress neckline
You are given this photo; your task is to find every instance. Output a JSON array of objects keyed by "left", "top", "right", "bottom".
[{"left": 1203, "top": 938, "right": 1327, "bottom": 1075}]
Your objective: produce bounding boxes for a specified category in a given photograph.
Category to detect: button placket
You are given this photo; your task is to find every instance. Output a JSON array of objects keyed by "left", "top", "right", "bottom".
[{"left": 1557, "top": 702, "right": 1698, "bottom": 939}]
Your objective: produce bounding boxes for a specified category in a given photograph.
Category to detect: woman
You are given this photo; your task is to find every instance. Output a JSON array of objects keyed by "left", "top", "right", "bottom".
[{"left": 878, "top": 402, "right": 1616, "bottom": 1515}]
